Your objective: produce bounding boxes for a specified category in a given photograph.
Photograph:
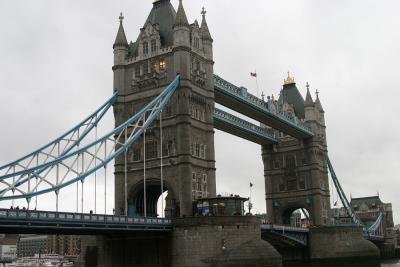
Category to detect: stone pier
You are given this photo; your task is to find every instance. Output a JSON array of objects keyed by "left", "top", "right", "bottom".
[
  {"left": 308, "top": 225, "right": 380, "bottom": 261},
  {"left": 171, "top": 216, "right": 282, "bottom": 267}
]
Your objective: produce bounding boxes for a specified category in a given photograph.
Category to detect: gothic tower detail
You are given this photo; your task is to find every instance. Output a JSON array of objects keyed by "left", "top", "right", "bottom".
[
  {"left": 262, "top": 75, "right": 331, "bottom": 226},
  {"left": 112, "top": 0, "right": 215, "bottom": 217}
]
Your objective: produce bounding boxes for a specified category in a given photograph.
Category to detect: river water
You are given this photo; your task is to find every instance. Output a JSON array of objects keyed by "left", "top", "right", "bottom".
[{"left": 284, "top": 259, "right": 400, "bottom": 267}]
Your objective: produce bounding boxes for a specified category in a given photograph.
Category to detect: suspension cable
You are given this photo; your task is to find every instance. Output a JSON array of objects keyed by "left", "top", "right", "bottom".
[
  {"left": 94, "top": 116, "right": 98, "bottom": 214},
  {"left": 35, "top": 155, "right": 38, "bottom": 210},
  {"left": 76, "top": 129, "right": 80, "bottom": 213},
  {"left": 143, "top": 114, "right": 147, "bottom": 218},
  {"left": 81, "top": 151, "right": 84, "bottom": 213},
  {"left": 56, "top": 142, "right": 60, "bottom": 212},
  {"left": 104, "top": 141, "right": 107, "bottom": 214},
  {"left": 124, "top": 128, "right": 128, "bottom": 216},
  {"left": 160, "top": 112, "right": 164, "bottom": 218}
]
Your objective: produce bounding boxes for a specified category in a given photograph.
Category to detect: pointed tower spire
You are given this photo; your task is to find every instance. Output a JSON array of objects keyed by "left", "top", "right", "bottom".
[
  {"left": 304, "top": 82, "right": 314, "bottom": 107},
  {"left": 174, "top": 0, "right": 189, "bottom": 28},
  {"left": 200, "top": 7, "right": 213, "bottom": 41},
  {"left": 113, "top": 12, "right": 128, "bottom": 49},
  {"left": 314, "top": 89, "right": 324, "bottom": 112}
]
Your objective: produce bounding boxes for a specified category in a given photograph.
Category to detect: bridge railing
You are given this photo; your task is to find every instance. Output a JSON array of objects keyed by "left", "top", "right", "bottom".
[
  {"left": 0, "top": 209, "right": 171, "bottom": 226},
  {"left": 213, "top": 108, "right": 277, "bottom": 142},
  {"left": 261, "top": 224, "right": 310, "bottom": 233},
  {"left": 213, "top": 75, "right": 313, "bottom": 135}
]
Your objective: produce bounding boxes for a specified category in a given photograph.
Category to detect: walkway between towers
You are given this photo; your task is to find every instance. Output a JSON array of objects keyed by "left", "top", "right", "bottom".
[{"left": 0, "top": 74, "right": 385, "bottom": 245}]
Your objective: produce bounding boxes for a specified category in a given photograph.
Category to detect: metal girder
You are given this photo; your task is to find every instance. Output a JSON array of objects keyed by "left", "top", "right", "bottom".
[
  {"left": 213, "top": 108, "right": 278, "bottom": 145},
  {"left": 327, "top": 157, "right": 384, "bottom": 237},
  {"left": 0, "top": 75, "right": 180, "bottom": 200},
  {"left": 213, "top": 74, "right": 314, "bottom": 139}
]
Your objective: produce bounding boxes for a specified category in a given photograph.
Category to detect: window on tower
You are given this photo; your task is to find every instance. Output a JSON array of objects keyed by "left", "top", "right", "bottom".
[
  {"left": 145, "top": 140, "right": 158, "bottom": 159},
  {"left": 159, "top": 59, "right": 166, "bottom": 71},
  {"left": 151, "top": 39, "right": 156, "bottom": 53},
  {"left": 194, "top": 37, "right": 200, "bottom": 49},
  {"left": 132, "top": 147, "right": 141, "bottom": 162},
  {"left": 143, "top": 42, "right": 149, "bottom": 55}
]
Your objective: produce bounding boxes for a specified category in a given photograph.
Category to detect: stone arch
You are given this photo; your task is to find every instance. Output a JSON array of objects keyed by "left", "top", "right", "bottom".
[
  {"left": 127, "top": 178, "right": 177, "bottom": 218},
  {"left": 281, "top": 205, "right": 312, "bottom": 227}
]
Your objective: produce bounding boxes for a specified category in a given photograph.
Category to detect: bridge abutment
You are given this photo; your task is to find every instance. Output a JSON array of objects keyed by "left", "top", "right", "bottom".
[
  {"left": 79, "top": 233, "right": 171, "bottom": 267},
  {"left": 308, "top": 225, "right": 379, "bottom": 261},
  {"left": 171, "top": 216, "right": 282, "bottom": 267}
]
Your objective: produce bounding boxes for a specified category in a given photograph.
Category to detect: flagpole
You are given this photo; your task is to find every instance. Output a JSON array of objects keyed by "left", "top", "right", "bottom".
[
  {"left": 255, "top": 70, "right": 259, "bottom": 97},
  {"left": 249, "top": 181, "right": 253, "bottom": 214}
]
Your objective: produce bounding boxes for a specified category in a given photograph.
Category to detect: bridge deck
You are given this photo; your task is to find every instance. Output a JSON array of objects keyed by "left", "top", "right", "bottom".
[
  {"left": 214, "top": 75, "right": 314, "bottom": 139},
  {"left": 0, "top": 209, "right": 171, "bottom": 235},
  {"left": 213, "top": 108, "right": 278, "bottom": 144}
]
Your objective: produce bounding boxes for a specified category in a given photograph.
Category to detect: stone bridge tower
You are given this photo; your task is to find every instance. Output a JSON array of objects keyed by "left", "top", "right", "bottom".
[
  {"left": 262, "top": 75, "right": 331, "bottom": 226},
  {"left": 112, "top": 0, "right": 216, "bottom": 217}
]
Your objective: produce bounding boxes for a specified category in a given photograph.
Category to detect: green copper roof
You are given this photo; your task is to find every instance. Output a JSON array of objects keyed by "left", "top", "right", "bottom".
[
  {"left": 145, "top": 0, "right": 176, "bottom": 47},
  {"left": 278, "top": 83, "right": 305, "bottom": 119},
  {"left": 129, "top": 0, "right": 176, "bottom": 57}
]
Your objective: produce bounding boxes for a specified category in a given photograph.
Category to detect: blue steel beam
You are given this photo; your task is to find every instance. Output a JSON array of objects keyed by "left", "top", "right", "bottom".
[
  {"left": 327, "top": 157, "right": 384, "bottom": 237},
  {"left": 0, "top": 208, "right": 171, "bottom": 234},
  {"left": 213, "top": 108, "right": 278, "bottom": 145},
  {"left": 0, "top": 75, "right": 180, "bottom": 200},
  {"left": 214, "top": 74, "right": 314, "bottom": 139},
  {"left": 0, "top": 93, "right": 117, "bottom": 180}
]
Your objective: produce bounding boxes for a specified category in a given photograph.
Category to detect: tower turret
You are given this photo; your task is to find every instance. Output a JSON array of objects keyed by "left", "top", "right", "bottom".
[
  {"left": 315, "top": 90, "right": 325, "bottom": 126},
  {"left": 200, "top": 7, "right": 213, "bottom": 60},
  {"left": 304, "top": 82, "right": 315, "bottom": 122},
  {"left": 113, "top": 13, "right": 128, "bottom": 66},
  {"left": 173, "top": 0, "right": 190, "bottom": 47},
  {"left": 113, "top": 13, "right": 128, "bottom": 95}
]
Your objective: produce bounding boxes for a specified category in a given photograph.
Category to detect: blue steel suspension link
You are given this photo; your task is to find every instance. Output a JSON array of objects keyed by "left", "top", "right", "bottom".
[
  {"left": 0, "top": 75, "right": 180, "bottom": 200},
  {"left": 327, "top": 157, "right": 384, "bottom": 235},
  {"left": 0, "top": 93, "right": 117, "bottom": 174}
]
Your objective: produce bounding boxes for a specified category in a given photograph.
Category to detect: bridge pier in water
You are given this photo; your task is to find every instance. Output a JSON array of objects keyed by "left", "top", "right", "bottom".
[{"left": 79, "top": 216, "right": 282, "bottom": 267}]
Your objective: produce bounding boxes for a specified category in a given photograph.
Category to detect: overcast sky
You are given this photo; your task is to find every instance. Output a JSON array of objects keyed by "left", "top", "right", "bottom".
[{"left": 0, "top": 0, "right": 399, "bottom": 223}]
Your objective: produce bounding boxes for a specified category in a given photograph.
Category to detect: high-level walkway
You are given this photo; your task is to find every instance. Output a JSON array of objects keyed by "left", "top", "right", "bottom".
[
  {"left": 213, "top": 108, "right": 278, "bottom": 144},
  {"left": 214, "top": 74, "right": 314, "bottom": 139}
]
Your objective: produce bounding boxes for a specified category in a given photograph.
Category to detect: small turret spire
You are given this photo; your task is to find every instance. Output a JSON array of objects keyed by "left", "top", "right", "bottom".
[
  {"left": 200, "top": 7, "right": 213, "bottom": 41},
  {"left": 113, "top": 12, "right": 128, "bottom": 49},
  {"left": 304, "top": 82, "right": 314, "bottom": 107},
  {"left": 173, "top": 0, "right": 189, "bottom": 27},
  {"left": 119, "top": 12, "right": 124, "bottom": 24},
  {"left": 314, "top": 89, "right": 324, "bottom": 112}
]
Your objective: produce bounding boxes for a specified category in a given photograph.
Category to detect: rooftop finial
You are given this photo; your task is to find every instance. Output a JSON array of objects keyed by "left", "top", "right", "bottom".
[
  {"left": 119, "top": 12, "right": 124, "bottom": 24},
  {"left": 201, "top": 7, "right": 207, "bottom": 18},
  {"left": 315, "top": 89, "right": 320, "bottom": 98},
  {"left": 306, "top": 82, "right": 310, "bottom": 91},
  {"left": 283, "top": 72, "right": 295, "bottom": 85}
]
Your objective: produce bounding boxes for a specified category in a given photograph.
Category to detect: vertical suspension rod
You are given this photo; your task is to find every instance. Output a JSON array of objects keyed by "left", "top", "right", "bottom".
[
  {"left": 76, "top": 129, "right": 80, "bottom": 213},
  {"left": 94, "top": 120, "right": 98, "bottom": 214},
  {"left": 124, "top": 128, "right": 128, "bottom": 216},
  {"left": 160, "top": 112, "right": 164, "bottom": 218},
  {"left": 35, "top": 154, "right": 38, "bottom": 210},
  {"left": 81, "top": 151, "right": 84, "bottom": 213},
  {"left": 104, "top": 141, "right": 107, "bottom": 214},
  {"left": 143, "top": 114, "right": 147, "bottom": 218}
]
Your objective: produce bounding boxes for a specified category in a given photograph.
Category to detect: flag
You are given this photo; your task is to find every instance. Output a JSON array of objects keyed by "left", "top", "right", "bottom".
[
  {"left": 250, "top": 72, "right": 257, "bottom": 78},
  {"left": 250, "top": 182, "right": 253, "bottom": 187}
]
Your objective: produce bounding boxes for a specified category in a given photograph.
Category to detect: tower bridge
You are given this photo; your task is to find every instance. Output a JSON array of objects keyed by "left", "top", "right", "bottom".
[{"left": 0, "top": 0, "right": 390, "bottom": 266}]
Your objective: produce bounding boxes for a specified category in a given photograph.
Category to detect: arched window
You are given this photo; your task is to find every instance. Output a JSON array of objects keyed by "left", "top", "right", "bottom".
[
  {"left": 143, "top": 42, "right": 149, "bottom": 55},
  {"left": 151, "top": 39, "right": 156, "bottom": 52}
]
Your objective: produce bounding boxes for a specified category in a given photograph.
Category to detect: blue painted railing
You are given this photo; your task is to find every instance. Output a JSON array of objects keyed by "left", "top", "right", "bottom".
[
  {"left": 261, "top": 224, "right": 308, "bottom": 246},
  {"left": 0, "top": 208, "right": 171, "bottom": 227},
  {"left": 213, "top": 108, "right": 278, "bottom": 143},
  {"left": 213, "top": 75, "right": 313, "bottom": 136}
]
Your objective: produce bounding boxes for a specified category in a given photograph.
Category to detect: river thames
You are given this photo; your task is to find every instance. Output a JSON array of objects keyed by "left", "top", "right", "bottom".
[{"left": 284, "top": 259, "right": 400, "bottom": 267}]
